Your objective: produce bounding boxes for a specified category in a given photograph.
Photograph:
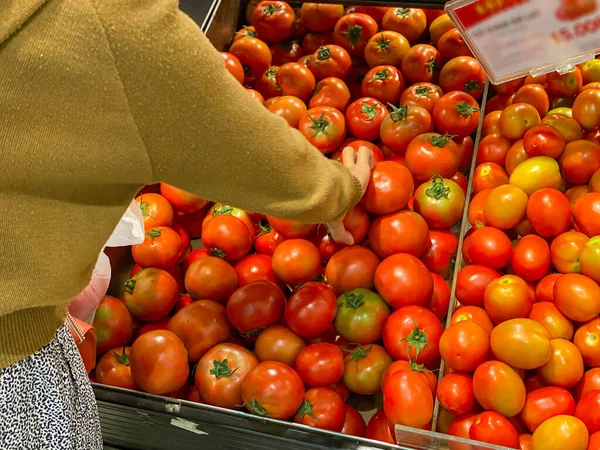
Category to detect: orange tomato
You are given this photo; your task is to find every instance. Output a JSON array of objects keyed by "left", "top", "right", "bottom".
[
  {"left": 566, "top": 185, "right": 591, "bottom": 207},
  {"left": 429, "top": 14, "right": 454, "bottom": 46},
  {"left": 505, "top": 140, "right": 529, "bottom": 175},
  {"left": 521, "top": 387, "right": 575, "bottom": 433},
  {"left": 531, "top": 415, "right": 589, "bottom": 450},
  {"left": 550, "top": 231, "right": 588, "bottom": 274},
  {"left": 468, "top": 188, "right": 493, "bottom": 230},
  {"left": 591, "top": 169, "right": 600, "bottom": 192},
  {"left": 574, "top": 368, "right": 600, "bottom": 401},
  {"left": 539, "top": 339, "right": 584, "bottom": 388},
  {"left": 364, "top": 31, "right": 410, "bottom": 68},
  {"left": 439, "top": 321, "right": 490, "bottom": 373},
  {"left": 450, "top": 306, "right": 494, "bottom": 335},
  {"left": 589, "top": 431, "right": 600, "bottom": 450},
  {"left": 472, "top": 162, "right": 509, "bottom": 194},
  {"left": 573, "top": 88, "right": 600, "bottom": 130},
  {"left": 482, "top": 110, "right": 502, "bottom": 136},
  {"left": 513, "top": 84, "right": 550, "bottom": 116},
  {"left": 554, "top": 273, "right": 600, "bottom": 322},
  {"left": 573, "top": 192, "right": 600, "bottom": 237},
  {"left": 267, "top": 95, "right": 308, "bottom": 128},
  {"left": 559, "top": 140, "right": 600, "bottom": 185},
  {"left": 499, "top": 103, "right": 541, "bottom": 141},
  {"left": 580, "top": 236, "right": 600, "bottom": 283},
  {"left": 490, "top": 319, "right": 551, "bottom": 370},
  {"left": 546, "top": 68, "right": 583, "bottom": 97},
  {"left": 484, "top": 275, "right": 533, "bottom": 324},
  {"left": 528, "top": 302, "right": 574, "bottom": 340},
  {"left": 512, "top": 235, "right": 551, "bottom": 282},
  {"left": 542, "top": 113, "right": 584, "bottom": 143},
  {"left": 473, "top": 360, "right": 526, "bottom": 417},
  {"left": 574, "top": 318, "right": 600, "bottom": 368},
  {"left": 483, "top": 185, "right": 528, "bottom": 230},
  {"left": 526, "top": 188, "right": 572, "bottom": 239}
]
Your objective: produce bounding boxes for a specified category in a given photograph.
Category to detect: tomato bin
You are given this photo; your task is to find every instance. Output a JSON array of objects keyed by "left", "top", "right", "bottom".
[{"left": 95, "top": 1, "right": 600, "bottom": 450}]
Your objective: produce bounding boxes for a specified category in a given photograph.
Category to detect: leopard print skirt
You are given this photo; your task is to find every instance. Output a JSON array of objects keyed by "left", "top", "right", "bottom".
[{"left": 0, "top": 325, "right": 103, "bottom": 449}]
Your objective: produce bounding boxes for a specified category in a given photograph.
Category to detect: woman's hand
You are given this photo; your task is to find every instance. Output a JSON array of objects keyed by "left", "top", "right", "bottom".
[{"left": 327, "top": 146, "right": 374, "bottom": 245}]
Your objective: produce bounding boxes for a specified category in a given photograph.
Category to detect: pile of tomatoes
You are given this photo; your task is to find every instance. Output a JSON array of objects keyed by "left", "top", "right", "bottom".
[{"left": 89, "top": 1, "right": 600, "bottom": 449}]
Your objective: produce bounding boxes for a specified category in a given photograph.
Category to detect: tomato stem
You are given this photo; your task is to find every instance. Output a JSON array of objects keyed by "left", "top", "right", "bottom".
[
  {"left": 400, "top": 322, "right": 429, "bottom": 360},
  {"left": 342, "top": 23, "right": 364, "bottom": 49},
  {"left": 317, "top": 46, "right": 331, "bottom": 61},
  {"left": 111, "top": 346, "right": 131, "bottom": 366},
  {"left": 278, "top": 40, "right": 294, "bottom": 51},
  {"left": 414, "top": 86, "right": 432, "bottom": 99},
  {"left": 389, "top": 104, "right": 408, "bottom": 122},
  {"left": 425, "top": 56, "right": 439, "bottom": 73},
  {"left": 359, "top": 101, "right": 379, "bottom": 120},
  {"left": 138, "top": 200, "right": 154, "bottom": 219},
  {"left": 262, "top": 4, "right": 280, "bottom": 15},
  {"left": 210, "top": 359, "right": 238, "bottom": 378},
  {"left": 425, "top": 176, "right": 451, "bottom": 200},
  {"left": 464, "top": 80, "right": 484, "bottom": 93},
  {"left": 395, "top": 7, "right": 410, "bottom": 18},
  {"left": 369, "top": 68, "right": 389, "bottom": 83},
  {"left": 376, "top": 32, "right": 390, "bottom": 51},
  {"left": 308, "top": 109, "right": 331, "bottom": 138},
  {"left": 456, "top": 101, "right": 480, "bottom": 117},
  {"left": 245, "top": 399, "right": 268, "bottom": 417},
  {"left": 238, "top": 26, "right": 257, "bottom": 39},
  {"left": 210, "top": 247, "right": 226, "bottom": 259},
  {"left": 213, "top": 205, "right": 234, "bottom": 216},
  {"left": 258, "top": 224, "right": 272, "bottom": 235},
  {"left": 146, "top": 228, "right": 162, "bottom": 239},
  {"left": 296, "top": 400, "right": 318, "bottom": 421},
  {"left": 427, "top": 133, "right": 457, "bottom": 147},
  {"left": 123, "top": 279, "right": 136, "bottom": 295},
  {"left": 342, "top": 292, "right": 365, "bottom": 309}
]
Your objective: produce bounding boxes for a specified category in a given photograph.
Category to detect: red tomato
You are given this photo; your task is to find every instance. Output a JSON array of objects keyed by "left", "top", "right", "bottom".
[
  {"left": 468, "top": 188, "right": 493, "bottom": 230},
  {"left": 301, "top": 32, "right": 334, "bottom": 54},
  {"left": 421, "top": 230, "right": 459, "bottom": 279},
  {"left": 267, "top": 216, "right": 316, "bottom": 239},
  {"left": 382, "top": 305, "right": 443, "bottom": 365},
  {"left": 365, "top": 410, "right": 397, "bottom": 444},
  {"left": 132, "top": 226, "right": 181, "bottom": 269},
  {"left": 368, "top": 210, "right": 429, "bottom": 259},
  {"left": 294, "top": 342, "right": 344, "bottom": 387},
  {"left": 456, "top": 135, "right": 476, "bottom": 172},
  {"left": 521, "top": 387, "right": 576, "bottom": 433},
  {"left": 523, "top": 124, "right": 566, "bottom": 159},
  {"left": 470, "top": 411, "right": 520, "bottom": 448},
  {"left": 285, "top": 282, "right": 337, "bottom": 337},
  {"left": 343, "top": 344, "right": 393, "bottom": 395},
  {"left": 477, "top": 134, "right": 512, "bottom": 166},
  {"left": 130, "top": 330, "right": 189, "bottom": 395},
  {"left": 450, "top": 306, "right": 494, "bottom": 334},
  {"left": 310, "top": 77, "right": 351, "bottom": 112},
  {"left": 380, "top": 360, "right": 437, "bottom": 395},
  {"left": 341, "top": 405, "right": 367, "bottom": 437},
  {"left": 252, "top": 1, "right": 294, "bottom": 41},
  {"left": 308, "top": 44, "right": 352, "bottom": 81},
  {"left": 333, "top": 12, "right": 378, "bottom": 56},
  {"left": 575, "top": 317, "right": 600, "bottom": 367},
  {"left": 364, "top": 31, "right": 410, "bottom": 68},
  {"left": 255, "top": 66, "right": 283, "bottom": 100},
  {"left": 400, "top": 82, "right": 443, "bottom": 114},
  {"left": 437, "top": 28, "right": 472, "bottom": 62},
  {"left": 135, "top": 193, "right": 174, "bottom": 229},
  {"left": 160, "top": 183, "right": 208, "bottom": 214},
  {"left": 342, "top": 204, "right": 370, "bottom": 244},
  {"left": 473, "top": 360, "right": 526, "bottom": 418},
  {"left": 185, "top": 256, "right": 238, "bottom": 304},
  {"left": 414, "top": 176, "right": 465, "bottom": 229},
  {"left": 468, "top": 227, "right": 513, "bottom": 270},
  {"left": 513, "top": 84, "right": 550, "bottom": 117},
  {"left": 573, "top": 88, "right": 600, "bottom": 130},
  {"left": 294, "top": 387, "right": 346, "bottom": 431},
  {"left": 429, "top": 273, "right": 453, "bottom": 320},
  {"left": 559, "top": 140, "right": 600, "bottom": 185},
  {"left": 124, "top": 268, "right": 178, "bottom": 322},
  {"left": 405, "top": 133, "right": 460, "bottom": 182},
  {"left": 300, "top": 3, "right": 344, "bottom": 32},
  {"left": 546, "top": 68, "right": 583, "bottom": 97},
  {"left": 221, "top": 52, "right": 245, "bottom": 84},
  {"left": 234, "top": 254, "right": 278, "bottom": 287},
  {"left": 95, "top": 346, "right": 137, "bottom": 390},
  {"left": 226, "top": 281, "right": 286, "bottom": 337},
  {"left": 270, "top": 40, "right": 304, "bottom": 66},
  {"left": 380, "top": 105, "right": 434, "bottom": 156},
  {"left": 267, "top": 95, "right": 307, "bottom": 127},
  {"left": 535, "top": 273, "right": 562, "bottom": 302},
  {"left": 254, "top": 325, "right": 305, "bottom": 366},
  {"left": 361, "top": 65, "right": 405, "bottom": 104},
  {"left": 383, "top": 370, "right": 434, "bottom": 428},
  {"left": 276, "top": 62, "right": 316, "bottom": 102},
  {"left": 440, "top": 319, "right": 490, "bottom": 372},
  {"left": 499, "top": 103, "right": 542, "bottom": 140},
  {"left": 194, "top": 343, "right": 258, "bottom": 409},
  {"left": 439, "top": 56, "right": 487, "bottom": 100},
  {"left": 229, "top": 37, "right": 272, "bottom": 82},
  {"left": 575, "top": 368, "right": 600, "bottom": 401},
  {"left": 247, "top": 88, "right": 265, "bottom": 104},
  {"left": 168, "top": 300, "right": 233, "bottom": 362},
  {"left": 360, "top": 160, "right": 414, "bottom": 214},
  {"left": 93, "top": 296, "right": 133, "bottom": 356},
  {"left": 437, "top": 373, "right": 476, "bottom": 416},
  {"left": 272, "top": 239, "right": 320, "bottom": 287},
  {"left": 482, "top": 111, "right": 502, "bottom": 136},
  {"left": 203, "top": 215, "right": 252, "bottom": 262},
  {"left": 574, "top": 192, "right": 600, "bottom": 237},
  {"left": 241, "top": 361, "right": 305, "bottom": 420},
  {"left": 401, "top": 44, "right": 442, "bottom": 85},
  {"left": 484, "top": 275, "right": 533, "bottom": 324},
  {"left": 325, "top": 246, "right": 380, "bottom": 295},
  {"left": 433, "top": 91, "right": 481, "bottom": 138},
  {"left": 345, "top": 97, "right": 389, "bottom": 140},
  {"left": 554, "top": 273, "right": 600, "bottom": 322},
  {"left": 375, "top": 254, "right": 434, "bottom": 309},
  {"left": 381, "top": 7, "right": 427, "bottom": 43},
  {"left": 512, "top": 235, "right": 551, "bottom": 282}
]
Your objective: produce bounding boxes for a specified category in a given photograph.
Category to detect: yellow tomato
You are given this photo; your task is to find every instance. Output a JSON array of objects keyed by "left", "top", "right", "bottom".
[
  {"left": 581, "top": 59, "right": 600, "bottom": 85},
  {"left": 509, "top": 156, "right": 562, "bottom": 195},
  {"left": 546, "top": 107, "right": 573, "bottom": 117},
  {"left": 429, "top": 14, "right": 454, "bottom": 46},
  {"left": 539, "top": 339, "right": 584, "bottom": 388},
  {"left": 490, "top": 319, "right": 551, "bottom": 370},
  {"left": 532, "top": 415, "right": 589, "bottom": 450}
]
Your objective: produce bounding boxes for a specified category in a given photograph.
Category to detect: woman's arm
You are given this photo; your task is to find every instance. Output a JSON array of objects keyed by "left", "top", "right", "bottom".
[{"left": 90, "top": 0, "right": 364, "bottom": 224}]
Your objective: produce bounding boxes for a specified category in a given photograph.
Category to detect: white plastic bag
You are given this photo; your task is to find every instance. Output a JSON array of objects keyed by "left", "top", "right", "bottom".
[{"left": 68, "top": 200, "right": 145, "bottom": 324}]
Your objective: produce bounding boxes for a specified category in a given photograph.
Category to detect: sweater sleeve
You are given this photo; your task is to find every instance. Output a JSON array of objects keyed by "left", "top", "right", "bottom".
[{"left": 90, "top": 0, "right": 363, "bottom": 223}]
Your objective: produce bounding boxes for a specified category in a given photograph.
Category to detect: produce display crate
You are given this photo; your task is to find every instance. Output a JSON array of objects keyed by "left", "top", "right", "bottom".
[{"left": 95, "top": 1, "right": 502, "bottom": 449}]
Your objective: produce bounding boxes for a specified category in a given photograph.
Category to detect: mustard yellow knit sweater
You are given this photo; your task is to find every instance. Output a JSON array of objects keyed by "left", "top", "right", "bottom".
[{"left": 0, "top": 0, "right": 361, "bottom": 369}]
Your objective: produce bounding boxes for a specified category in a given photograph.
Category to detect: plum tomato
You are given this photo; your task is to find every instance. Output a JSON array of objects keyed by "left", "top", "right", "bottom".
[
  {"left": 483, "top": 184, "right": 528, "bottom": 230},
  {"left": 539, "top": 339, "right": 584, "bottom": 389},
  {"left": 451, "top": 306, "right": 494, "bottom": 335},
  {"left": 470, "top": 411, "right": 520, "bottom": 448},
  {"left": 254, "top": 325, "right": 305, "bottom": 366},
  {"left": 513, "top": 84, "right": 550, "bottom": 117},
  {"left": 194, "top": 343, "right": 258, "bottom": 409},
  {"left": 428, "top": 273, "right": 451, "bottom": 320},
  {"left": 505, "top": 140, "right": 529, "bottom": 175},
  {"left": 333, "top": 12, "right": 378, "bottom": 56},
  {"left": 345, "top": 97, "right": 389, "bottom": 141},
  {"left": 554, "top": 273, "right": 600, "bottom": 322},
  {"left": 448, "top": 412, "right": 480, "bottom": 444},
  {"left": 476, "top": 134, "right": 512, "bottom": 166},
  {"left": 93, "top": 295, "right": 133, "bottom": 356},
  {"left": 242, "top": 361, "right": 305, "bottom": 420},
  {"left": 560, "top": 140, "right": 600, "bottom": 186},
  {"left": 574, "top": 317, "right": 600, "bottom": 367},
  {"left": 484, "top": 275, "right": 533, "bottom": 324},
  {"left": 361, "top": 65, "right": 405, "bottom": 105},
  {"left": 573, "top": 192, "right": 600, "bottom": 237},
  {"left": 528, "top": 301, "right": 574, "bottom": 341},
  {"left": 226, "top": 280, "right": 286, "bottom": 337},
  {"left": 437, "top": 373, "right": 476, "bottom": 416},
  {"left": 526, "top": 188, "right": 572, "bottom": 238},
  {"left": 298, "top": 106, "right": 346, "bottom": 154},
  {"left": 573, "top": 88, "right": 600, "bottom": 130},
  {"left": 368, "top": 210, "right": 429, "bottom": 259},
  {"left": 575, "top": 390, "right": 600, "bottom": 435},
  {"left": 413, "top": 176, "right": 465, "bottom": 229},
  {"left": 521, "top": 386, "right": 575, "bottom": 433},
  {"left": 482, "top": 110, "right": 502, "bottom": 136},
  {"left": 379, "top": 104, "right": 434, "bottom": 156},
  {"left": 499, "top": 103, "right": 541, "bottom": 141},
  {"left": 334, "top": 288, "right": 391, "bottom": 345},
  {"left": 360, "top": 160, "right": 414, "bottom": 215},
  {"left": 546, "top": 67, "right": 583, "bottom": 97},
  {"left": 295, "top": 342, "right": 344, "bottom": 387},
  {"left": 325, "top": 246, "right": 380, "bottom": 295},
  {"left": 383, "top": 369, "right": 434, "bottom": 428},
  {"left": 365, "top": 409, "right": 397, "bottom": 444},
  {"left": 473, "top": 360, "right": 526, "bottom": 418},
  {"left": 490, "top": 319, "right": 551, "bottom": 370},
  {"left": 400, "top": 82, "right": 443, "bottom": 114},
  {"left": 405, "top": 133, "right": 460, "bottom": 182},
  {"left": 272, "top": 239, "right": 320, "bottom": 287},
  {"left": 512, "top": 235, "right": 551, "bottom": 282},
  {"left": 382, "top": 305, "right": 443, "bottom": 366},
  {"left": 421, "top": 230, "right": 459, "bottom": 279},
  {"left": 364, "top": 30, "right": 410, "bottom": 68},
  {"left": 455, "top": 265, "right": 502, "bottom": 311},
  {"left": 185, "top": 256, "right": 238, "bottom": 304},
  {"left": 550, "top": 231, "right": 588, "bottom": 274},
  {"left": 433, "top": 91, "right": 481, "bottom": 138},
  {"left": 473, "top": 161, "right": 510, "bottom": 194},
  {"left": 439, "top": 321, "right": 489, "bottom": 372},
  {"left": 468, "top": 227, "right": 513, "bottom": 270},
  {"left": 285, "top": 282, "right": 337, "bottom": 338},
  {"left": 531, "top": 415, "right": 589, "bottom": 450},
  {"left": 542, "top": 113, "right": 584, "bottom": 143},
  {"left": 468, "top": 188, "right": 493, "bottom": 229},
  {"left": 294, "top": 387, "right": 346, "bottom": 431},
  {"left": 523, "top": 124, "right": 566, "bottom": 159},
  {"left": 343, "top": 344, "right": 392, "bottom": 395},
  {"left": 341, "top": 405, "right": 367, "bottom": 437},
  {"left": 124, "top": 268, "right": 179, "bottom": 322},
  {"left": 374, "top": 254, "right": 434, "bottom": 309}
]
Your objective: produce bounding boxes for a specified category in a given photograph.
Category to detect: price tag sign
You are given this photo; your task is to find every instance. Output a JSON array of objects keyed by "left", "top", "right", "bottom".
[{"left": 446, "top": 0, "right": 600, "bottom": 84}]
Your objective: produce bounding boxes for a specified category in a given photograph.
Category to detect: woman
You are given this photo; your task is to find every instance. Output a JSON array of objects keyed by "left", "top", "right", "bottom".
[{"left": 0, "top": 0, "right": 372, "bottom": 448}]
